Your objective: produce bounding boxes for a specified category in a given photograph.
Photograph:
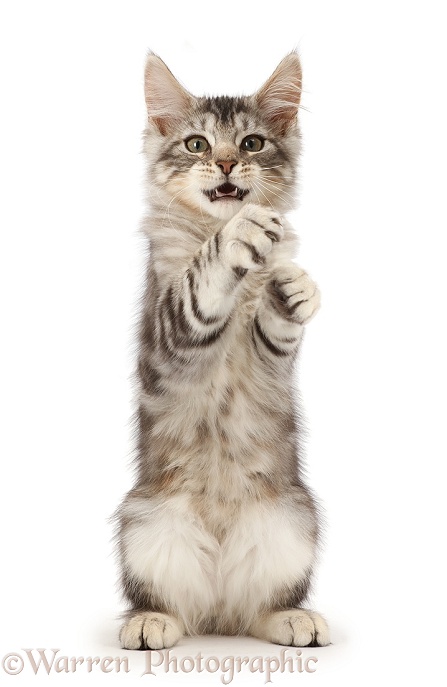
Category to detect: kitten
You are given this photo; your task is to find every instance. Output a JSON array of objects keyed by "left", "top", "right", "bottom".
[{"left": 114, "top": 52, "right": 330, "bottom": 649}]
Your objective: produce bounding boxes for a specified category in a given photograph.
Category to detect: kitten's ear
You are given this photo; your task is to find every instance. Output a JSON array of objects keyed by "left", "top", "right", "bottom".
[
  {"left": 255, "top": 53, "right": 302, "bottom": 132},
  {"left": 144, "top": 54, "right": 194, "bottom": 134}
]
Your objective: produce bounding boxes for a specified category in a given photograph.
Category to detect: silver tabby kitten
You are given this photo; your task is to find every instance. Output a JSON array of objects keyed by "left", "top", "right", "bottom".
[{"left": 115, "top": 52, "right": 330, "bottom": 649}]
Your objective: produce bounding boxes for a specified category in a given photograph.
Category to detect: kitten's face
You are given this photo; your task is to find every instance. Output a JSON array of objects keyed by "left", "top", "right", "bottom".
[{"left": 144, "top": 54, "right": 302, "bottom": 222}]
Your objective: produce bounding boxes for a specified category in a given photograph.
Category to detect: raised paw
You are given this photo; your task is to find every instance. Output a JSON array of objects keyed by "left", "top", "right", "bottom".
[
  {"left": 250, "top": 609, "right": 330, "bottom": 647},
  {"left": 222, "top": 203, "right": 284, "bottom": 272},
  {"left": 119, "top": 612, "right": 184, "bottom": 650},
  {"left": 267, "top": 263, "right": 320, "bottom": 325}
]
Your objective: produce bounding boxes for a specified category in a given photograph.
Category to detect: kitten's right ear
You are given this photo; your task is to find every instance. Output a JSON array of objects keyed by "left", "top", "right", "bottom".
[{"left": 144, "top": 54, "right": 193, "bottom": 135}]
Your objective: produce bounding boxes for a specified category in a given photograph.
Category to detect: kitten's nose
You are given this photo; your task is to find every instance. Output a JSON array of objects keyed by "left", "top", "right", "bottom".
[{"left": 216, "top": 160, "right": 237, "bottom": 175}]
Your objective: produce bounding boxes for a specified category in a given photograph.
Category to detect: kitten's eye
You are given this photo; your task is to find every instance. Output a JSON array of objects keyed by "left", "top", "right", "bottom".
[
  {"left": 241, "top": 135, "right": 264, "bottom": 152},
  {"left": 185, "top": 136, "right": 210, "bottom": 153}
]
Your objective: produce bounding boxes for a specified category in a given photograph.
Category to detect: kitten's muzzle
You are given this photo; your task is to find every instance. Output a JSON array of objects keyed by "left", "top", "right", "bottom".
[{"left": 203, "top": 182, "right": 249, "bottom": 202}]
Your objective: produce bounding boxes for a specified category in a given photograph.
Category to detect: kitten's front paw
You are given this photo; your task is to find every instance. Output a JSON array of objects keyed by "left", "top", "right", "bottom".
[
  {"left": 267, "top": 263, "right": 320, "bottom": 324},
  {"left": 119, "top": 612, "right": 183, "bottom": 650},
  {"left": 222, "top": 203, "right": 283, "bottom": 272},
  {"left": 251, "top": 609, "right": 330, "bottom": 647}
]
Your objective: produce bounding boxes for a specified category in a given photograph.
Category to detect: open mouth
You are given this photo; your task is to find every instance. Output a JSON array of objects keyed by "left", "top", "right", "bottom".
[{"left": 203, "top": 183, "right": 249, "bottom": 202}]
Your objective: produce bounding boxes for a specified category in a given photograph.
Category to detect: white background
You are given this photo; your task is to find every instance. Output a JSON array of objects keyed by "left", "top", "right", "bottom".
[{"left": 1, "top": 1, "right": 446, "bottom": 685}]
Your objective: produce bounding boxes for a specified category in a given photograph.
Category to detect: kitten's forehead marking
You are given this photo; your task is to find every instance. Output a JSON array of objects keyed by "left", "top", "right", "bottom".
[
  {"left": 213, "top": 141, "right": 239, "bottom": 161},
  {"left": 196, "top": 99, "right": 257, "bottom": 136},
  {"left": 201, "top": 112, "right": 217, "bottom": 146},
  {"left": 200, "top": 109, "right": 266, "bottom": 150}
]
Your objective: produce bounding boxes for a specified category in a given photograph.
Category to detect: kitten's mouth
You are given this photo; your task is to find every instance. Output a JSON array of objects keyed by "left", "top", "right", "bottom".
[{"left": 203, "top": 183, "right": 249, "bottom": 202}]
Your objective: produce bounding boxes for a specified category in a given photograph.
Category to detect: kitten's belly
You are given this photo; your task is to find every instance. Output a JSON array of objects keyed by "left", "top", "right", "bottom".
[{"left": 142, "top": 379, "right": 296, "bottom": 533}]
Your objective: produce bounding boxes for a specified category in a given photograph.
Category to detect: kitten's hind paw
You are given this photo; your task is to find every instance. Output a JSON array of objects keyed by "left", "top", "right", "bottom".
[
  {"left": 250, "top": 609, "right": 330, "bottom": 647},
  {"left": 119, "top": 611, "right": 184, "bottom": 650}
]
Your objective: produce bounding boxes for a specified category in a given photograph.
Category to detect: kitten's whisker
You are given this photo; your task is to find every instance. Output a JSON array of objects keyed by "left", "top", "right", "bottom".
[
  {"left": 164, "top": 180, "right": 194, "bottom": 213},
  {"left": 251, "top": 183, "right": 263, "bottom": 209},
  {"left": 162, "top": 181, "right": 196, "bottom": 233},
  {"left": 198, "top": 190, "right": 209, "bottom": 230},
  {"left": 257, "top": 176, "right": 296, "bottom": 197},
  {"left": 263, "top": 175, "right": 295, "bottom": 180},
  {"left": 259, "top": 165, "right": 284, "bottom": 171},
  {"left": 255, "top": 178, "right": 295, "bottom": 204},
  {"left": 264, "top": 182, "right": 296, "bottom": 200},
  {"left": 251, "top": 180, "right": 275, "bottom": 210}
]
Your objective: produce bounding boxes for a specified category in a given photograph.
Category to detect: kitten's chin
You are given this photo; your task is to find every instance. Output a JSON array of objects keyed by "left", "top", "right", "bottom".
[{"left": 203, "top": 196, "right": 250, "bottom": 221}]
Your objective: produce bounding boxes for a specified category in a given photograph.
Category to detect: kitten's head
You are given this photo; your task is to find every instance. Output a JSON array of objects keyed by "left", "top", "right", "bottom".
[{"left": 143, "top": 53, "right": 302, "bottom": 222}]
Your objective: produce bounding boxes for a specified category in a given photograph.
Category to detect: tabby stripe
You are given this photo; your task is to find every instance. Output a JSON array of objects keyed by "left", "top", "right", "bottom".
[
  {"left": 193, "top": 318, "right": 230, "bottom": 347},
  {"left": 268, "top": 139, "right": 291, "bottom": 165},
  {"left": 163, "top": 286, "right": 178, "bottom": 331},
  {"left": 158, "top": 306, "right": 174, "bottom": 354},
  {"left": 276, "top": 334, "right": 299, "bottom": 344},
  {"left": 233, "top": 266, "right": 248, "bottom": 280},
  {"left": 251, "top": 327, "right": 266, "bottom": 363},
  {"left": 155, "top": 139, "right": 183, "bottom": 165},
  {"left": 162, "top": 284, "right": 190, "bottom": 338},
  {"left": 176, "top": 294, "right": 192, "bottom": 334},
  {"left": 192, "top": 254, "right": 201, "bottom": 273},
  {"left": 253, "top": 316, "right": 290, "bottom": 357},
  {"left": 186, "top": 269, "right": 223, "bottom": 325},
  {"left": 247, "top": 219, "right": 279, "bottom": 242},
  {"left": 138, "top": 358, "right": 164, "bottom": 395},
  {"left": 159, "top": 316, "right": 191, "bottom": 359},
  {"left": 166, "top": 168, "right": 181, "bottom": 182},
  {"left": 169, "top": 312, "right": 229, "bottom": 349},
  {"left": 158, "top": 296, "right": 190, "bottom": 361},
  {"left": 213, "top": 231, "right": 221, "bottom": 257},
  {"left": 161, "top": 288, "right": 191, "bottom": 348},
  {"left": 239, "top": 241, "right": 265, "bottom": 265},
  {"left": 159, "top": 282, "right": 229, "bottom": 350}
]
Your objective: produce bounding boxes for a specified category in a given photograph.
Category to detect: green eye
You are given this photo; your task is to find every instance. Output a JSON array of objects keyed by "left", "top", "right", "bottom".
[
  {"left": 241, "top": 135, "right": 264, "bottom": 152},
  {"left": 185, "top": 136, "right": 210, "bottom": 153}
]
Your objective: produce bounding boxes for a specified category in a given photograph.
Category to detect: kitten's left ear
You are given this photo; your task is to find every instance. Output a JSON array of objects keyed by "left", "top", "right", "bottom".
[{"left": 255, "top": 53, "right": 302, "bottom": 132}]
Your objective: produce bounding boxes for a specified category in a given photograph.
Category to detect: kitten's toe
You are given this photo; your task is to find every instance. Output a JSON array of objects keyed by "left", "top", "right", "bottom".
[
  {"left": 120, "top": 612, "right": 183, "bottom": 650},
  {"left": 251, "top": 609, "right": 330, "bottom": 647},
  {"left": 291, "top": 288, "right": 321, "bottom": 325}
]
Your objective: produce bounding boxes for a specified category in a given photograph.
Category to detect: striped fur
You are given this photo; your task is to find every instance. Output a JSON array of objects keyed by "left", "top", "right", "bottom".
[{"left": 114, "top": 53, "right": 329, "bottom": 649}]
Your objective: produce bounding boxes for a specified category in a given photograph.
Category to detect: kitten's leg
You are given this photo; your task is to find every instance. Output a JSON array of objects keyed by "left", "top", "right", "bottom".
[
  {"left": 116, "top": 493, "right": 219, "bottom": 648},
  {"left": 246, "top": 266, "right": 326, "bottom": 647},
  {"left": 250, "top": 609, "right": 330, "bottom": 647},
  {"left": 219, "top": 492, "right": 329, "bottom": 646},
  {"left": 152, "top": 203, "right": 283, "bottom": 378},
  {"left": 251, "top": 262, "right": 320, "bottom": 362},
  {"left": 220, "top": 494, "right": 330, "bottom": 646}
]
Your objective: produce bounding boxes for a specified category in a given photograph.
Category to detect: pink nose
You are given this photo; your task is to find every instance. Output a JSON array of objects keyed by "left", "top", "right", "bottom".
[{"left": 216, "top": 160, "right": 237, "bottom": 175}]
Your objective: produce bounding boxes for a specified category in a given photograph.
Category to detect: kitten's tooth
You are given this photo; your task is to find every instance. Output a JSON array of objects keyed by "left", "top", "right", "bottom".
[{"left": 215, "top": 188, "right": 238, "bottom": 198}]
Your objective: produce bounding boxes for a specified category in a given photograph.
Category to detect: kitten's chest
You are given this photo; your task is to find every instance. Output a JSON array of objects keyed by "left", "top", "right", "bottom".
[{"left": 239, "top": 270, "right": 267, "bottom": 314}]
